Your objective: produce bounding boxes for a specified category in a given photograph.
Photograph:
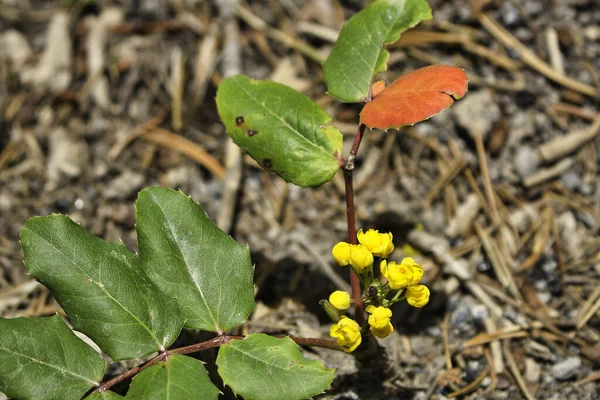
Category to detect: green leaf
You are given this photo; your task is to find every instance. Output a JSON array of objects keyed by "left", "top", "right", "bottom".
[
  {"left": 20, "top": 216, "right": 184, "bottom": 361},
  {"left": 136, "top": 186, "right": 256, "bottom": 333},
  {"left": 126, "top": 354, "right": 219, "bottom": 400},
  {"left": 0, "top": 315, "right": 105, "bottom": 400},
  {"left": 217, "top": 334, "right": 335, "bottom": 400},
  {"left": 216, "top": 75, "right": 343, "bottom": 187},
  {"left": 86, "top": 391, "right": 125, "bottom": 399},
  {"left": 323, "top": 0, "right": 432, "bottom": 102}
]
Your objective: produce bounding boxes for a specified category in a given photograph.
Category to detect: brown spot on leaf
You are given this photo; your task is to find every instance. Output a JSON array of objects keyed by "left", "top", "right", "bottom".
[
  {"left": 262, "top": 159, "right": 272, "bottom": 169},
  {"left": 247, "top": 129, "right": 258, "bottom": 137},
  {"left": 236, "top": 116, "right": 244, "bottom": 126}
]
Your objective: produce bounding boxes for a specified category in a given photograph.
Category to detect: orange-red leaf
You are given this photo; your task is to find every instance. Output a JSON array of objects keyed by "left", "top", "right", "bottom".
[{"left": 360, "top": 65, "right": 468, "bottom": 130}]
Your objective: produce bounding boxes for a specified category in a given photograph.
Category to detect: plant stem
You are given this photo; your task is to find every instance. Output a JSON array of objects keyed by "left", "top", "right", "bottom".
[
  {"left": 96, "top": 334, "right": 340, "bottom": 392},
  {"left": 344, "top": 123, "right": 367, "bottom": 324}
]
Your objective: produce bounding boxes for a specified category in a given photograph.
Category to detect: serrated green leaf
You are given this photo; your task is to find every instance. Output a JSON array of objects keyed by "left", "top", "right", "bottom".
[
  {"left": 20, "top": 216, "right": 184, "bottom": 361},
  {"left": 216, "top": 75, "right": 343, "bottom": 187},
  {"left": 86, "top": 391, "right": 125, "bottom": 399},
  {"left": 217, "top": 334, "right": 335, "bottom": 400},
  {"left": 136, "top": 186, "right": 255, "bottom": 333},
  {"left": 125, "top": 354, "right": 219, "bottom": 400},
  {"left": 0, "top": 315, "right": 105, "bottom": 400},
  {"left": 323, "top": 0, "right": 432, "bottom": 102}
]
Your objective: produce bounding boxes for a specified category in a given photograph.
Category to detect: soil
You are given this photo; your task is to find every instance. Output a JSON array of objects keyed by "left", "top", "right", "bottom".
[{"left": 1, "top": 0, "right": 600, "bottom": 399}]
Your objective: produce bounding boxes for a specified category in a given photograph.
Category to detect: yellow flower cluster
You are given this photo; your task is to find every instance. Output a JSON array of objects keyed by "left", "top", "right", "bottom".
[
  {"left": 328, "top": 229, "right": 431, "bottom": 352},
  {"left": 380, "top": 257, "right": 429, "bottom": 308}
]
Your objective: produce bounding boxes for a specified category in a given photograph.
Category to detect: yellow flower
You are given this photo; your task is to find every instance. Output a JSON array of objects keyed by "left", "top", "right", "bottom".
[
  {"left": 332, "top": 242, "right": 352, "bottom": 266},
  {"left": 370, "top": 322, "right": 394, "bottom": 338},
  {"left": 380, "top": 257, "right": 424, "bottom": 289},
  {"left": 330, "top": 316, "right": 362, "bottom": 352},
  {"left": 357, "top": 229, "right": 394, "bottom": 258},
  {"left": 366, "top": 305, "right": 392, "bottom": 329},
  {"left": 329, "top": 290, "right": 351, "bottom": 310},
  {"left": 406, "top": 285, "right": 430, "bottom": 308},
  {"left": 349, "top": 244, "right": 374, "bottom": 272}
]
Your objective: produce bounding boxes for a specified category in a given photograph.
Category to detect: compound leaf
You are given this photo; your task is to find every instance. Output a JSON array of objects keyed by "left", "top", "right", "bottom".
[
  {"left": 360, "top": 65, "right": 468, "bottom": 130},
  {"left": 0, "top": 315, "right": 105, "bottom": 400},
  {"left": 217, "top": 334, "right": 335, "bottom": 400},
  {"left": 126, "top": 354, "right": 219, "bottom": 400},
  {"left": 323, "top": 0, "right": 432, "bottom": 102},
  {"left": 136, "top": 186, "right": 255, "bottom": 333},
  {"left": 216, "top": 75, "right": 343, "bottom": 187},
  {"left": 20, "top": 216, "right": 184, "bottom": 361}
]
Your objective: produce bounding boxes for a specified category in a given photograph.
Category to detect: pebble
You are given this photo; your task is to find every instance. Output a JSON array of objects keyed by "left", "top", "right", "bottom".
[
  {"left": 524, "top": 357, "right": 541, "bottom": 383},
  {"left": 561, "top": 171, "right": 582, "bottom": 191},
  {"left": 104, "top": 170, "right": 145, "bottom": 200},
  {"left": 453, "top": 89, "right": 499, "bottom": 139},
  {"left": 410, "top": 336, "right": 435, "bottom": 357},
  {"left": 470, "top": 304, "right": 489, "bottom": 322},
  {"left": 514, "top": 147, "right": 539, "bottom": 179},
  {"left": 502, "top": 5, "right": 520, "bottom": 27},
  {"left": 551, "top": 357, "right": 581, "bottom": 380}
]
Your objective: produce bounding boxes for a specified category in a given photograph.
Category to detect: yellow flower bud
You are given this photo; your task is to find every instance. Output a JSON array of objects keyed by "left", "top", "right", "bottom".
[
  {"left": 366, "top": 305, "right": 392, "bottom": 329},
  {"left": 370, "top": 322, "right": 394, "bottom": 338},
  {"left": 330, "top": 316, "right": 362, "bottom": 352},
  {"left": 329, "top": 290, "right": 351, "bottom": 310},
  {"left": 332, "top": 242, "right": 352, "bottom": 266},
  {"left": 406, "top": 285, "right": 430, "bottom": 308},
  {"left": 357, "top": 229, "right": 394, "bottom": 258},
  {"left": 380, "top": 257, "right": 424, "bottom": 289},
  {"left": 349, "top": 244, "right": 374, "bottom": 272}
]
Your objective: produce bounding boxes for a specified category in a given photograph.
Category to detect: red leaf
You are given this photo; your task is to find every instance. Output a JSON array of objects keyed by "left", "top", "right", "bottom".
[{"left": 360, "top": 65, "right": 468, "bottom": 130}]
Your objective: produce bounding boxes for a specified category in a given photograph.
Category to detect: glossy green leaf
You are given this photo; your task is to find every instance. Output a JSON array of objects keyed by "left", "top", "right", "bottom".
[
  {"left": 86, "top": 391, "right": 125, "bottom": 399},
  {"left": 20, "top": 216, "right": 184, "bottom": 361},
  {"left": 136, "top": 186, "right": 255, "bottom": 333},
  {"left": 217, "top": 334, "right": 335, "bottom": 400},
  {"left": 126, "top": 354, "right": 219, "bottom": 400},
  {"left": 323, "top": 0, "right": 432, "bottom": 102},
  {"left": 216, "top": 75, "right": 343, "bottom": 187},
  {"left": 0, "top": 315, "right": 105, "bottom": 400}
]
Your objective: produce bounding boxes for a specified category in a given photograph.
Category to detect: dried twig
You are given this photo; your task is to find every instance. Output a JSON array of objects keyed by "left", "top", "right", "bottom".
[
  {"left": 479, "top": 14, "right": 598, "bottom": 97},
  {"left": 503, "top": 340, "right": 536, "bottom": 400},
  {"left": 142, "top": 128, "right": 226, "bottom": 180}
]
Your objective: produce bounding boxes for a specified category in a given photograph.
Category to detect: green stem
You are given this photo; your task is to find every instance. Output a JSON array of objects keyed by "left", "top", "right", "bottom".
[{"left": 389, "top": 289, "right": 405, "bottom": 305}]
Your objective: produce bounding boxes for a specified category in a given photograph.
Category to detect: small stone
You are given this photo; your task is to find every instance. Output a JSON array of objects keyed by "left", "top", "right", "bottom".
[
  {"left": 104, "top": 170, "right": 145, "bottom": 200},
  {"left": 561, "top": 171, "right": 582, "bottom": 191},
  {"left": 453, "top": 89, "right": 500, "bottom": 139},
  {"left": 514, "top": 146, "right": 539, "bottom": 179},
  {"left": 502, "top": 6, "right": 520, "bottom": 26},
  {"left": 524, "top": 358, "right": 541, "bottom": 383},
  {"left": 470, "top": 304, "right": 489, "bottom": 322},
  {"left": 551, "top": 357, "right": 581, "bottom": 380},
  {"left": 410, "top": 336, "right": 435, "bottom": 357}
]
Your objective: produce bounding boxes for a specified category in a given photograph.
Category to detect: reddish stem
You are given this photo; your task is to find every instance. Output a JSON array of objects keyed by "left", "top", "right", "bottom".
[
  {"left": 96, "top": 335, "right": 340, "bottom": 392},
  {"left": 344, "top": 123, "right": 367, "bottom": 325}
]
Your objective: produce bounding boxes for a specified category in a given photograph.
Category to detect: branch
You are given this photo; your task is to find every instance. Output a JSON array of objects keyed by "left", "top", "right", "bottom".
[
  {"left": 96, "top": 334, "right": 340, "bottom": 392},
  {"left": 343, "top": 123, "right": 367, "bottom": 325}
]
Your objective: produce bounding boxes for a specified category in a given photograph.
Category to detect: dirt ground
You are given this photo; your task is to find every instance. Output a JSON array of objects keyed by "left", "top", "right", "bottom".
[{"left": 1, "top": 0, "right": 600, "bottom": 399}]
